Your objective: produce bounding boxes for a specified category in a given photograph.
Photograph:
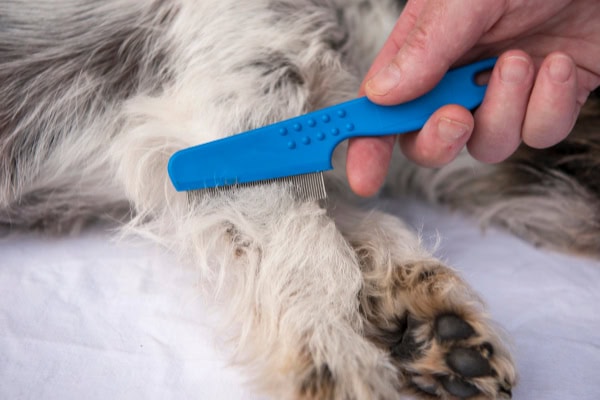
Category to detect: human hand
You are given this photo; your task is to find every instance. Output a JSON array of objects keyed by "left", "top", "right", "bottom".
[{"left": 346, "top": 0, "right": 600, "bottom": 197}]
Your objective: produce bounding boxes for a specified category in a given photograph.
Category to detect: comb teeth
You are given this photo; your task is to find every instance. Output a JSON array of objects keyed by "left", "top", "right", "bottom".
[{"left": 187, "top": 172, "right": 327, "bottom": 203}]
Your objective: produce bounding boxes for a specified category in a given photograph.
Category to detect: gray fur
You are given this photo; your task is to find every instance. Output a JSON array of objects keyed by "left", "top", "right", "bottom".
[{"left": 0, "top": 0, "right": 176, "bottom": 229}]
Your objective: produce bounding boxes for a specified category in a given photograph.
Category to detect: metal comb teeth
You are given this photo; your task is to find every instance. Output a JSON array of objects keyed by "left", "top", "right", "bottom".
[{"left": 186, "top": 172, "right": 327, "bottom": 203}]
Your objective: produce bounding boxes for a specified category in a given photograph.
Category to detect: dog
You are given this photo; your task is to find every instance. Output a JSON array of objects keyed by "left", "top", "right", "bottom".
[{"left": 1, "top": 1, "right": 598, "bottom": 398}]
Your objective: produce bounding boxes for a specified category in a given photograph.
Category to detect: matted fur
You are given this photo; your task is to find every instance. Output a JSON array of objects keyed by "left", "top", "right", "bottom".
[{"left": 1, "top": 0, "right": 597, "bottom": 399}]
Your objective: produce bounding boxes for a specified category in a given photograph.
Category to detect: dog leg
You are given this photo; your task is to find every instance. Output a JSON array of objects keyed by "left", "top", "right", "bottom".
[{"left": 104, "top": 89, "right": 412, "bottom": 399}]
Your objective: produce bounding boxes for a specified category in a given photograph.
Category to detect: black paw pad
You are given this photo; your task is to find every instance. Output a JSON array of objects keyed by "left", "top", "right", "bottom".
[
  {"left": 435, "top": 314, "right": 475, "bottom": 342},
  {"left": 446, "top": 347, "right": 492, "bottom": 378},
  {"left": 440, "top": 375, "right": 480, "bottom": 398}
]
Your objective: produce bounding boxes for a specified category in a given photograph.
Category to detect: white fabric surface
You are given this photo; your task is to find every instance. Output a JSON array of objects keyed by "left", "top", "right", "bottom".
[{"left": 1, "top": 198, "right": 599, "bottom": 400}]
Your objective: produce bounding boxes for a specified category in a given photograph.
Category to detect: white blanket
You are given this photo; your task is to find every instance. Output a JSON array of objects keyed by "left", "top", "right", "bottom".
[{"left": 1, "top": 198, "right": 599, "bottom": 400}]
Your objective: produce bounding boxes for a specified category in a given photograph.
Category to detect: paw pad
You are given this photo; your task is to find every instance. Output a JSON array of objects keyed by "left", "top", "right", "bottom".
[
  {"left": 393, "top": 313, "right": 512, "bottom": 399},
  {"left": 435, "top": 313, "right": 475, "bottom": 341},
  {"left": 440, "top": 375, "right": 480, "bottom": 398},
  {"left": 446, "top": 347, "right": 492, "bottom": 378}
]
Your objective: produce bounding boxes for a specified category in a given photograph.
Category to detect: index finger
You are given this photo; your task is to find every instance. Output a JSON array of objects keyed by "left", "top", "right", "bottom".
[
  {"left": 363, "top": 0, "right": 504, "bottom": 105},
  {"left": 358, "top": 0, "right": 426, "bottom": 95}
]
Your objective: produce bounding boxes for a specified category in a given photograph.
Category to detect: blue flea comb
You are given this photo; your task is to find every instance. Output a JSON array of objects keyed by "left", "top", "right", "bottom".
[{"left": 168, "top": 58, "right": 496, "bottom": 200}]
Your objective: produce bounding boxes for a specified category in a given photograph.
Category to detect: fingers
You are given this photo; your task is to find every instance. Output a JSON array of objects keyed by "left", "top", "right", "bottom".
[
  {"left": 363, "top": 0, "right": 502, "bottom": 105},
  {"left": 346, "top": 105, "right": 474, "bottom": 197},
  {"left": 358, "top": 0, "right": 427, "bottom": 93},
  {"left": 349, "top": 0, "right": 503, "bottom": 197},
  {"left": 399, "top": 105, "right": 474, "bottom": 167},
  {"left": 349, "top": 0, "right": 583, "bottom": 197},
  {"left": 522, "top": 52, "right": 578, "bottom": 148},
  {"left": 349, "top": 51, "right": 579, "bottom": 195},
  {"left": 346, "top": 136, "right": 395, "bottom": 197},
  {"left": 469, "top": 51, "right": 578, "bottom": 163},
  {"left": 468, "top": 51, "right": 535, "bottom": 162}
]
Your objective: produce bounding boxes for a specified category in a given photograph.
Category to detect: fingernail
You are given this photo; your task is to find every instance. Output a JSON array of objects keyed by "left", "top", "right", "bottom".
[
  {"left": 438, "top": 117, "right": 470, "bottom": 142},
  {"left": 500, "top": 56, "right": 530, "bottom": 84},
  {"left": 548, "top": 55, "right": 573, "bottom": 83},
  {"left": 366, "top": 63, "right": 401, "bottom": 96}
]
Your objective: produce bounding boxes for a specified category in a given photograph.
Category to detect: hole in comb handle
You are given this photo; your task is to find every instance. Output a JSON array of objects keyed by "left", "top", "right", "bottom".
[
  {"left": 472, "top": 57, "right": 498, "bottom": 86},
  {"left": 475, "top": 69, "right": 493, "bottom": 86}
]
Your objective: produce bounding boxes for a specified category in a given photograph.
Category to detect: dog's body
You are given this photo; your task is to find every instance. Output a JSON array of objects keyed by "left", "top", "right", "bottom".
[{"left": 1, "top": 1, "right": 598, "bottom": 398}]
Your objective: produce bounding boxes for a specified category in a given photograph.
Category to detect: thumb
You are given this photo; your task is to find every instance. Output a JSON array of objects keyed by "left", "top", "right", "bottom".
[{"left": 364, "top": 0, "right": 502, "bottom": 105}]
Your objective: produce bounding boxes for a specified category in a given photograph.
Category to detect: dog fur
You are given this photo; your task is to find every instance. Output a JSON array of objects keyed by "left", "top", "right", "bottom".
[{"left": 1, "top": 0, "right": 598, "bottom": 398}]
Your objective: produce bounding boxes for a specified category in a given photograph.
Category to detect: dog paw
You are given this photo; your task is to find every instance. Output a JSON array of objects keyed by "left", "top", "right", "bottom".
[
  {"left": 393, "top": 312, "right": 515, "bottom": 399},
  {"left": 343, "top": 210, "right": 517, "bottom": 398}
]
